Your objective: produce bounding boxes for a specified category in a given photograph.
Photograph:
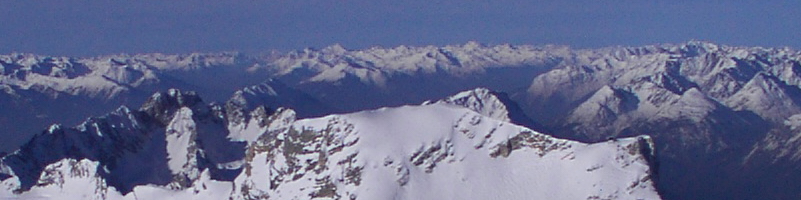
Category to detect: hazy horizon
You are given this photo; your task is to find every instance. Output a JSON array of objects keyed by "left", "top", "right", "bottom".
[{"left": 1, "top": 1, "right": 799, "bottom": 56}]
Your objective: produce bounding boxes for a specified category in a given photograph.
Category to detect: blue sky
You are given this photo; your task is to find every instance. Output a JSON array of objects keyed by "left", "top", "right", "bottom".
[{"left": 0, "top": 1, "right": 799, "bottom": 56}]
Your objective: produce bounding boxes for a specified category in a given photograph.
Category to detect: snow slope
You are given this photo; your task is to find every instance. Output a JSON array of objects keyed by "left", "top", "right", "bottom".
[
  {"left": 7, "top": 41, "right": 801, "bottom": 199},
  {"left": 0, "top": 88, "right": 660, "bottom": 200},
  {"left": 229, "top": 102, "right": 659, "bottom": 200},
  {"left": 0, "top": 42, "right": 557, "bottom": 153},
  {"left": 517, "top": 41, "right": 801, "bottom": 200}
]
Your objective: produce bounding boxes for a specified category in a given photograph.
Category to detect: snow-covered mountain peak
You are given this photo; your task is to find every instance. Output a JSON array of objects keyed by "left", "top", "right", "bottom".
[
  {"left": 0, "top": 88, "right": 255, "bottom": 194},
  {"left": 0, "top": 87, "right": 661, "bottom": 199},
  {"left": 226, "top": 79, "right": 336, "bottom": 119},
  {"left": 224, "top": 81, "right": 309, "bottom": 143},
  {"left": 566, "top": 85, "right": 636, "bottom": 125},
  {"left": 0, "top": 102, "right": 155, "bottom": 192},
  {"left": 441, "top": 41, "right": 486, "bottom": 51},
  {"left": 14, "top": 41, "right": 801, "bottom": 199},
  {"left": 427, "top": 87, "right": 510, "bottom": 122},
  {"left": 232, "top": 101, "right": 660, "bottom": 200},
  {"left": 678, "top": 40, "right": 721, "bottom": 56},
  {"left": 655, "top": 87, "right": 718, "bottom": 122},
  {"left": 460, "top": 41, "right": 484, "bottom": 50},
  {"left": 0, "top": 53, "right": 91, "bottom": 80},
  {"left": 725, "top": 72, "right": 801, "bottom": 121},
  {"left": 321, "top": 43, "right": 348, "bottom": 55},
  {"left": 427, "top": 88, "right": 541, "bottom": 130},
  {"left": 263, "top": 42, "right": 564, "bottom": 85}
]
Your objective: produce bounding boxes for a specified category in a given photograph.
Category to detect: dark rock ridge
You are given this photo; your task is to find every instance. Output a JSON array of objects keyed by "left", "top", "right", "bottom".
[
  {"left": 0, "top": 86, "right": 320, "bottom": 193},
  {"left": 4, "top": 41, "right": 801, "bottom": 199},
  {"left": 0, "top": 87, "right": 662, "bottom": 199}
]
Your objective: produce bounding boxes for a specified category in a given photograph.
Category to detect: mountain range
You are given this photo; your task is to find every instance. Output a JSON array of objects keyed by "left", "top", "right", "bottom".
[
  {"left": 0, "top": 88, "right": 660, "bottom": 199},
  {"left": 2, "top": 41, "right": 801, "bottom": 199}
]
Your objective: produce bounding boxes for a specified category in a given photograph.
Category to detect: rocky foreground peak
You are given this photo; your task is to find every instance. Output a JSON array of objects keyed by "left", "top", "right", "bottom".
[{"left": 0, "top": 88, "right": 660, "bottom": 199}]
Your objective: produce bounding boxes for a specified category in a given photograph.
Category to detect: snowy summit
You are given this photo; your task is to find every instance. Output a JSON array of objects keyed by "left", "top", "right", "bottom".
[{"left": 0, "top": 88, "right": 660, "bottom": 199}]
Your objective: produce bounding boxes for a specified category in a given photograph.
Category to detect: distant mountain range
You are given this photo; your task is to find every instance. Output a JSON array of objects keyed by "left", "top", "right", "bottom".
[{"left": 2, "top": 41, "right": 801, "bottom": 199}]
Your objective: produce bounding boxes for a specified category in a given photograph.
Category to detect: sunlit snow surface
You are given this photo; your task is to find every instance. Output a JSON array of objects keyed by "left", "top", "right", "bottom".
[{"left": 0, "top": 102, "right": 659, "bottom": 200}]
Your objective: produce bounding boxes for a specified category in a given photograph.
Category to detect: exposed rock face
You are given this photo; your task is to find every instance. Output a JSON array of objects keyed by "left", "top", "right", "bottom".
[
  {"left": 5, "top": 41, "right": 801, "bottom": 199},
  {"left": 0, "top": 88, "right": 661, "bottom": 200},
  {"left": 0, "top": 87, "right": 309, "bottom": 193},
  {"left": 516, "top": 41, "right": 801, "bottom": 200}
]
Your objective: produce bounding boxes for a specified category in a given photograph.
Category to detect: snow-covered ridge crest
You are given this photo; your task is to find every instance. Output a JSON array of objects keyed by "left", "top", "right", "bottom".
[
  {"left": 0, "top": 88, "right": 247, "bottom": 194},
  {"left": 9, "top": 41, "right": 801, "bottom": 199},
  {"left": 230, "top": 102, "right": 660, "bottom": 200},
  {"left": 0, "top": 42, "right": 565, "bottom": 100},
  {"left": 514, "top": 40, "right": 801, "bottom": 199},
  {"left": 0, "top": 51, "right": 249, "bottom": 100},
  {"left": 524, "top": 40, "right": 801, "bottom": 140},
  {"left": 0, "top": 88, "right": 661, "bottom": 199},
  {"left": 2, "top": 40, "right": 799, "bottom": 100},
  {"left": 426, "top": 87, "right": 542, "bottom": 130},
  {"left": 424, "top": 87, "right": 511, "bottom": 122},
  {"left": 257, "top": 41, "right": 569, "bottom": 86}
]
